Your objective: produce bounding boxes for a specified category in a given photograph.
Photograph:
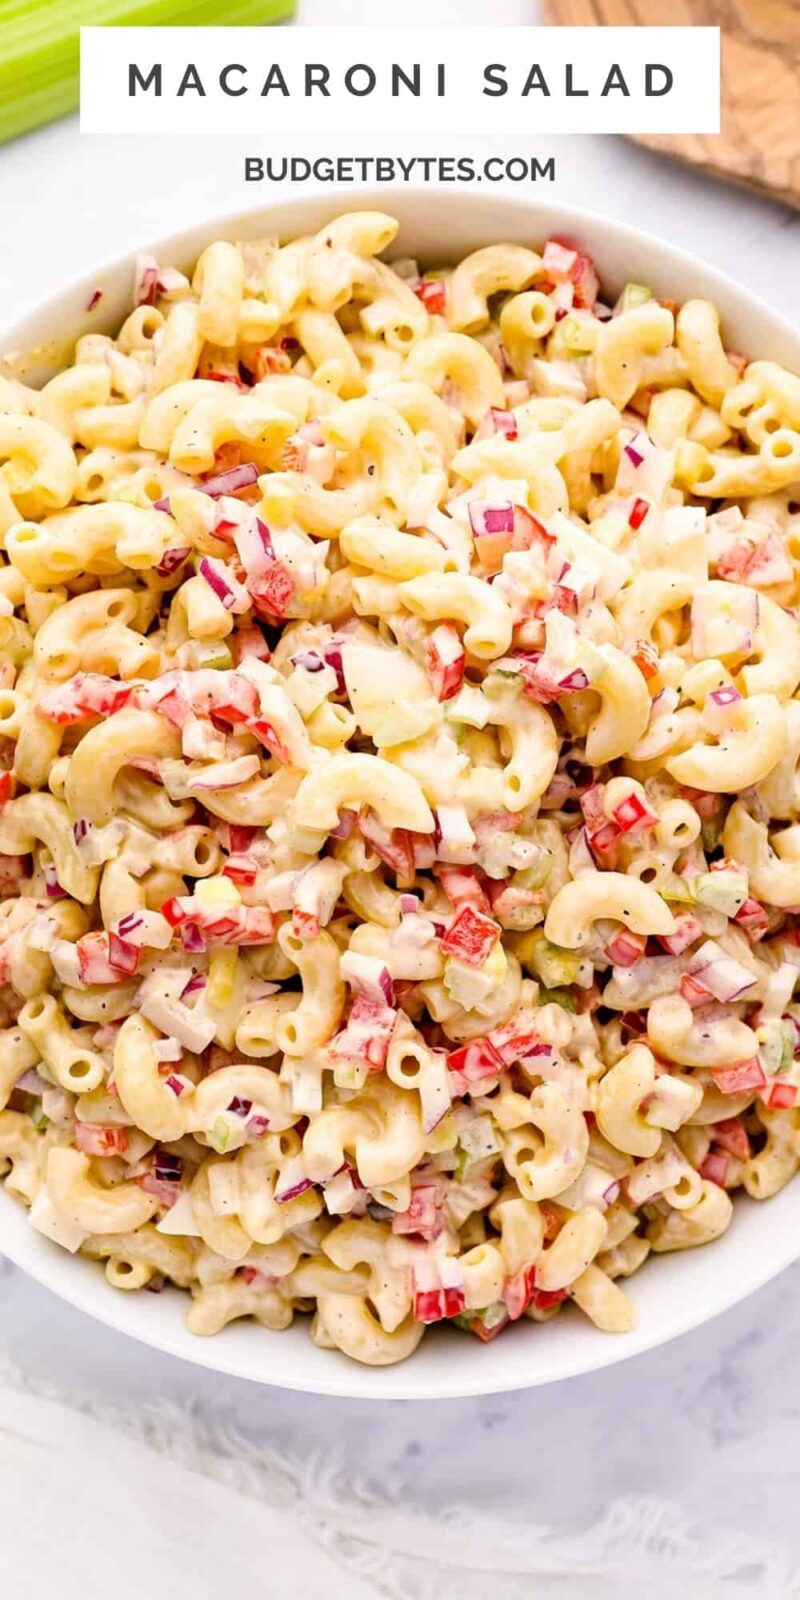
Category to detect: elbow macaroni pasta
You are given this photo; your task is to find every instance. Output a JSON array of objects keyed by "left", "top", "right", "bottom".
[{"left": 1, "top": 212, "right": 800, "bottom": 1367}]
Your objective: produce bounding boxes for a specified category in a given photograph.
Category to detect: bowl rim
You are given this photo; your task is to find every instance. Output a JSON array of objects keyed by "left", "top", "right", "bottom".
[{"left": 3, "top": 182, "right": 800, "bottom": 1399}]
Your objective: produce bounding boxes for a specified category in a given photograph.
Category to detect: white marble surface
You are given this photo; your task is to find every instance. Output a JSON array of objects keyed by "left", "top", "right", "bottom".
[{"left": 2, "top": 0, "right": 800, "bottom": 1582}]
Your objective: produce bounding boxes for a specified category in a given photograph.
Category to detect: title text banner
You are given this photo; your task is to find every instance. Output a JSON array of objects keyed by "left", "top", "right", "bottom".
[{"left": 80, "top": 25, "right": 721, "bottom": 137}]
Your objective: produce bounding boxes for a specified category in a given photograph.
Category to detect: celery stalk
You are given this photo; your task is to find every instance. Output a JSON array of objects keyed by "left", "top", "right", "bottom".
[{"left": 0, "top": 0, "right": 296, "bottom": 144}]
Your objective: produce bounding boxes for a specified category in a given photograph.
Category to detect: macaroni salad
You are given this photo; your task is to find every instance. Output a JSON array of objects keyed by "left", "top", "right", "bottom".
[{"left": 1, "top": 210, "right": 800, "bottom": 1366}]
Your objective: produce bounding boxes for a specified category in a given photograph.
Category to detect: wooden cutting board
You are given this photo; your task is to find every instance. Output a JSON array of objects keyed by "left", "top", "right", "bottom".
[{"left": 542, "top": 1, "right": 800, "bottom": 211}]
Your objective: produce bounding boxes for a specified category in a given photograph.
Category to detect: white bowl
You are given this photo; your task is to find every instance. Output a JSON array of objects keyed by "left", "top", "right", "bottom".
[{"left": 3, "top": 188, "right": 800, "bottom": 1399}]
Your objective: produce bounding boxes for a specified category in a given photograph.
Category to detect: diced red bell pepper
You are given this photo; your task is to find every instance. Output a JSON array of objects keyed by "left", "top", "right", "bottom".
[
  {"left": 447, "top": 1036, "right": 504, "bottom": 1085},
  {"left": 605, "top": 930, "right": 646, "bottom": 968},
  {"left": 161, "top": 896, "right": 190, "bottom": 927},
  {"left": 440, "top": 905, "right": 500, "bottom": 966},
  {"left": 409, "top": 832, "right": 437, "bottom": 871},
  {"left": 330, "top": 996, "right": 396, "bottom": 1071},
  {"left": 712, "top": 1057, "right": 767, "bottom": 1095},
  {"left": 699, "top": 1149, "right": 730, "bottom": 1186},
  {"left": 659, "top": 914, "right": 704, "bottom": 956},
  {"left": 228, "top": 824, "right": 259, "bottom": 852},
  {"left": 580, "top": 786, "right": 624, "bottom": 865},
  {"left": 763, "top": 1080, "right": 798, "bottom": 1110},
  {"left": 425, "top": 623, "right": 465, "bottom": 702},
  {"left": 249, "top": 561, "right": 296, "bottom": 618},
  {"left": 75, "top": 1122, "right": 129, "bottom": 1157},
  {"left": 413, "top": 278, "right": 447, "bottom": 315},
  {"left": 291, "top": 908, "right": 320, "bottom": 940},
  {"left": 678, "top": 786, "right": 721, "bottom": 820},
  {"left": 631, "top": 638, "right": 660, "bottom": 682},
  {"left": 680, "top": 972, "right": 713, "bottom": 1008},
  {"left": 234, "top": 625, "right": 272, "bottom": 663},
  {"left": 588, "top": 820, "right": 622, "bottom": 869},
  {"left": 503, "top": 1263, "right": 537, "bottom": 1320},
  {"left": 0, "top": 770, "right": 13, "bottom": 807},
  {"left": 502, "top": 1265, "right": 569, "bottom": 1318},
  {"left": 167, "top": 901, "right": 275, "bottom": 947},
  {"left": 76, "top": 932, "right": 129, "bottom": 985},
  {"left": 391, "top": 1185, "right": 443, "bottom": 1242},
  {"left": 37, "top": 673, "right": 135, "bottom": 724},
  {"left": 628, "top": 497, "right": 650, "bottom": 531},
  {"left": 611, "top": 793, "right": 658, "bottom": 834},
  {"left": 437, "top": 866, "right": 491, "bottom": 913},
  {"left": 512, "top": 504, "right": 555, "bottom": 551},
  {"left": 734, "top": 896, "right": 770, "bottom": 941},
  {"left": 208, "top": 906, "right": 275, "bottom": 946},
  {"left": 249, "top": 718, "right": 291, "bottom": 764},
  {"left": 542, "top": 237, "right": 599, "bottom": 308},
  {"left": 252, "top": 346, "right": 293, "bottom": 379},
  {"left": 710, "top": 1116, "right": 750, "bottom": 1161},
  {"left": 489, "top": 1021, "right": 550, "bottom": 1067},
  {"left": 206, "top": 371, "right": 246, "bottom": 390},
  {"left": 222, "top": 852, "right": 259, "bottom": 885},
  {"left": 530, "top": 1284, "right": 569, "bottom": 1311},
  {"left": 413, "top": 1284, "right": 465, "bottom": 1323}
]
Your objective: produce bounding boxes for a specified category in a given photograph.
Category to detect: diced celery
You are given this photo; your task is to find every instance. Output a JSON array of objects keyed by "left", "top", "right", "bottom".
[
  {"left": 694, "top": 870, "right": 748, "bottom": 917},
  {"left": 516, "top": 850, "right": 555, "bottom": 893},
  {"left": 538, "top": 987, "right": 577, "bottom": 1012},
  {"left": 661, "top": 873, "right": 697, "bottom": 905},
  {"left": 208, "top": 1116, "right": 233, "bottom": 1155},
  {"left": 373, "top": 696, "right": 439, "bottom": 748},
  {"left": 757, "top": 1020, "right": 797, "bottom": 1075},
  {"left": 560, "top": 316, "right": 594, "bottom": 356},
  {"left": 617, "top": 283, "right": 652, "bottom": 313},
  {"left": 196, "top": 642, "right": 233, "bottom": 671},
  {"left": 458, "top": 1113, "right": 502, "bottom": 1166},
  {"left": 454, "top": 1301, "right": 507, "bottom": 1336},
  {"left": 516, "top": 928, "right": 582, "bottom": 988}
]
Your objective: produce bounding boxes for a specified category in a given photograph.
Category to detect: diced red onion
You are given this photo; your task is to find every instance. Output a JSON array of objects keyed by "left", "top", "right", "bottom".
[
  {"left": 155, "top": 546, "right": 191, "bottom": 576},
  {"left": 274, "top": 1158, "right": 315, "bottom": 1204},
  {"left": 198, "top": 557, "right": 250, "bottom": 614},
  {"left": 181, "top": 972, "right": 206, "bottom": 1000},
  {"left": 188, "top": 754, "right": 260, "bottom": 790},
  {"left": 624, "top": 436, "right": 646, "bottom": 468},
  {"left": 134, "top": 254, "right": 159, "bottom": 306},
  {"left": 199, "top": 463, "right": 259, "bottom": 499},
  {"left": 15, "top": 1067, "right": 48, "bottom": 1095},
  {"left": 339, "top": 951, "right": 396, "bottom": 1007},
  {"left": 43, "top": 863, "right": 66, "bottom": 899},
  {"left": 233, "top": 516, "right": 276, "bottom": 578},
  {"left": 468, "top": 500, "right": 515, "bottom": 539},
  {"left": 322, "top": 640, "right": 346, "bottom": 696},
  {"left": 291, "top": 649, "right": 325, "bottom": 674},
  {"left": 687, "top": 942, "right": 757, "bottom": 1004},
  {"left": 246, "top": 1113, "right": 271, "bottom": 1140},
  {"left": 329, "top": 808, "right": 356, "bottom": 840}
]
